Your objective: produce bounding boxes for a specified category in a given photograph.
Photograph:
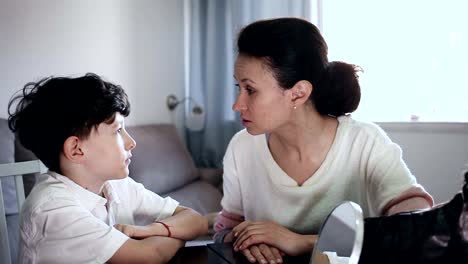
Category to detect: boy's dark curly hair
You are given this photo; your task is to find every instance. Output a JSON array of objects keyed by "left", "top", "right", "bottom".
[{"left": 8, "top": 73, "right": 130, "bottom": 173}]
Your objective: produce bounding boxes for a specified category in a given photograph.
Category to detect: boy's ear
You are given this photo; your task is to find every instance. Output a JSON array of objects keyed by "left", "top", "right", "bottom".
[
  {"left": 290, "top": 80, "right": 313, "bottom": 106},
  {"left": 63, "top": 136, "right": 85, "bottom": 163}
]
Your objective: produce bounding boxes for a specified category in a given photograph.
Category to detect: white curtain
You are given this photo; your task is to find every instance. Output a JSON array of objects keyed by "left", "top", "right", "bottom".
[{"left": 185, "top": 0, "right": 313, "bottom": 167}]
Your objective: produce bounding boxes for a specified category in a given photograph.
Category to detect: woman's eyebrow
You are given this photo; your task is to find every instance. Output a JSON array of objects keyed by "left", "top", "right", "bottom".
[{"left": 234, "top": 77, "right": 256, "bottom": 84}]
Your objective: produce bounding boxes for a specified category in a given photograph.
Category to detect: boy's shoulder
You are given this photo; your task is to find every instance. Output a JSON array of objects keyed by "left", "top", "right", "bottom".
[{"left": 22, "top": 173, "right": 79, "bottom": 216}]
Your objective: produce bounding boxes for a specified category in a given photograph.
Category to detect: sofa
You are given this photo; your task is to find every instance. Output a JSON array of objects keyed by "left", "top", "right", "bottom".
[
  {"left": 0, "top": 118, "right": 223, "bottom": 263},
  {"left": 126, "top": 123, "right": 223, "bottom": 214}
]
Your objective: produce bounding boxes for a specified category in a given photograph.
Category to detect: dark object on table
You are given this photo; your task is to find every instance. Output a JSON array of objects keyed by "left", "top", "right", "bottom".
[
  {"left": 359, "top": 171, "right": 468, "bottom": 264},
  {"left": 207, "top": 243, "right": 311, "bottom": 264}
]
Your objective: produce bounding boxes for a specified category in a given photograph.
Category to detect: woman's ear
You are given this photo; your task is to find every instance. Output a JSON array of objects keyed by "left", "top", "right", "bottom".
[
  {"left": 290, "top": 80, "right": 313, "bottom": 106},
  {"left": 62, "top": 136, "right": 84, "bottom": 163}
]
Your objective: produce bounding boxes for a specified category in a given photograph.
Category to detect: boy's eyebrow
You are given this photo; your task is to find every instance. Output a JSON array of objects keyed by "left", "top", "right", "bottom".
[{"left": 110, "top": 120, "right": 123, "bottom": 128}]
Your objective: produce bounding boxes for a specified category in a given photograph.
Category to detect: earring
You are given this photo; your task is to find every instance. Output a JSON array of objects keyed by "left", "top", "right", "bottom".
[{"left": 293, "top": 105, "right": 297, "bottom": 109}]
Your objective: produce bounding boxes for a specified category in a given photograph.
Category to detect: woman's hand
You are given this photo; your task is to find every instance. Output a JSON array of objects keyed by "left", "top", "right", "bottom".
[
  {"left": 312, "top": 250, "right": 331, "bottom": 264},
  {"left": 240, "top": 243, "right": 284, "bottom": 264},
  {"left": 232, "top": 221, "right": 317, "bottom": 256},
  {"left": 114, "top": 222, "right": 167, "bottom": 239}
]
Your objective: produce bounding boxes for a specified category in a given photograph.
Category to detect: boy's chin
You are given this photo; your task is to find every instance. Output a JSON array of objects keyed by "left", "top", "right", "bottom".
[
  {"left": 112, "top": 175, "right": 128, "bottom": 181},
  {"left": 115, "top": 170, "right": 130, "bottom": 180}
]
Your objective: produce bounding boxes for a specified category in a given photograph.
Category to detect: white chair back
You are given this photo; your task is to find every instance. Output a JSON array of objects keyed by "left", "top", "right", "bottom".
[{"left": 0, "top": 160, "right": 47, "bottom": 264}]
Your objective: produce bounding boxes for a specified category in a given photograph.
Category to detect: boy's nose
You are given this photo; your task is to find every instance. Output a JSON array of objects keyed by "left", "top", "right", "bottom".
[{"left": 125, "top": 132, "right": 136, "bottom": 150}]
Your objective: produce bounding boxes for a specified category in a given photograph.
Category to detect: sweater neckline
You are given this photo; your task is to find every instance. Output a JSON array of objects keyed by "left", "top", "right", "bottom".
[{"left": 256, "top": 117, "right": 345, "bottom": 187}]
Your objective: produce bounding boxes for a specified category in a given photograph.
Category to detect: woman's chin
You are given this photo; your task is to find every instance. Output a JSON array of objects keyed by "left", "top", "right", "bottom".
[{"left": 245, "top": 127, "right": 263, "bottom": 136}]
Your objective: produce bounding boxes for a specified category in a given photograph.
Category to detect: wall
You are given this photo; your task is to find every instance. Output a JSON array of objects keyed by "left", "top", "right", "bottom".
[
  {"left": 0, "top": 0, "right": 185, "bottom": 126},
  {"left": 381, "top": 123, "right": 468, "bottom": 204},
  {"left": 1, "top": 0, "right": 467, "bottom": 205}
]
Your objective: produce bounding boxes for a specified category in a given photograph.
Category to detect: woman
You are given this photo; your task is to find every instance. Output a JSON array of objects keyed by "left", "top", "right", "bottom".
[{"left": 214, "top": 17, "right": 433, "bottom": 264}]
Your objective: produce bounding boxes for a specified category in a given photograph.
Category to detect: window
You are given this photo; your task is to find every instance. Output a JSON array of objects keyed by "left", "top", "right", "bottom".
[{"left": 322, "top": 0, "right": 468, "bottom": 122}]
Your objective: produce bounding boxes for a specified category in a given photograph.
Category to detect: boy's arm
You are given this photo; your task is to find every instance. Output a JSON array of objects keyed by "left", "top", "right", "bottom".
[
  {"left": 110, "top": 206, "right": 207, "bottom": 263},
  {"left": 115, "top": 206, "right": 208, "bottom": 241},
  {"left": 159, "top": 206, "right": 209, "bottom": 240},
  {"left": 108, "top": 236, "right": 184, "bottom": 264}
]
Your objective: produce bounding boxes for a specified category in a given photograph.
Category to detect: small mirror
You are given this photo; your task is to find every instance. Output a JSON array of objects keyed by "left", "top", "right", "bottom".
[{"left": 310, "top": 201, "right": 364, "bottom": 264}]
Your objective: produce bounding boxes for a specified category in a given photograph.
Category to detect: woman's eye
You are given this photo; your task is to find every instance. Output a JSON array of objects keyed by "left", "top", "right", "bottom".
[
  {"left": 246, "top": 86, "right": 255, "bottom": 95},
  {"left": 235, "top": 83, "right": 255, "bottom": 95},
  {"left": 235, "top": 83, "right": 240, "bottom": 93},
  {"left": 117, "top": 128, "right": 122, "bottom": 133}
]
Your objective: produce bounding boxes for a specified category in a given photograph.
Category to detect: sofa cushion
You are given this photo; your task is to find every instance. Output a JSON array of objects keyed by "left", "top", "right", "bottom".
[
  {"left": 0, "top": 118, "right": 19, "bottom": 215},
  {"left": 127, "top": 124, "right": 199, "bottom": 194},
  {"left": 163, "top": 181, "right": 222, "bottom": 215}
]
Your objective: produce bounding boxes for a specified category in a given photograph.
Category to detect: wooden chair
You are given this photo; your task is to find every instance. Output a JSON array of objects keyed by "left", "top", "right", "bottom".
[{"left": 0, "top": 160, "right": 47, "bottom": 264}]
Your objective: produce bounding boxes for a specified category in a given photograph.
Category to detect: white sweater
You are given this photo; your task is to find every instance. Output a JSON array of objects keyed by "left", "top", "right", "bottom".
[{"left": 221, "top": 116, "right": 426, "bottom": 233}]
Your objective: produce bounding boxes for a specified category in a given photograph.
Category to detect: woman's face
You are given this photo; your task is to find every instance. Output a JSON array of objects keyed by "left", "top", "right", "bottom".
[{"left": 233, "top": 55, "right": 293, "bottom": 135}]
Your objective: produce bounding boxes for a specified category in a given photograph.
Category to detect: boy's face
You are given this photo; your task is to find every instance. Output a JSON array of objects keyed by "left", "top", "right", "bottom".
[{"left": 80, "top": 113, "right": 136, "bottom": 182}]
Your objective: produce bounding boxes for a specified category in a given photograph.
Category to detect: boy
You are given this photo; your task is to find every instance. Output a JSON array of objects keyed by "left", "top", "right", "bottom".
[{"left": 8, "top": 73, "right": 208, "bottom": 263}]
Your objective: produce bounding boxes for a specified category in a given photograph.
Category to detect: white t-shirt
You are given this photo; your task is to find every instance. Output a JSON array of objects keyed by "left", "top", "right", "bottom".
[
  {"left": 221, "top": 116, "right": 426, "bottom": 234},
  {"left": 18, "top": 172, "right": 179, "bottom": 264}
]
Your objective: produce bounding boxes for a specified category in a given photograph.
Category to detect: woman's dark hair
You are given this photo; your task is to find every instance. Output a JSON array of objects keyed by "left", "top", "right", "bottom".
[
  {"left": 237, "top": 17, "right": 361, "bottom": 116},
  {"left": 8, "top": 73, "right": 130, "bottom": 173}
]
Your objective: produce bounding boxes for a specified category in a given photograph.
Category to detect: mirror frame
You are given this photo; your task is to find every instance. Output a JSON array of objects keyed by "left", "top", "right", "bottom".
[{"left": 311, "top": 201, "right": 364, "bottom": 264}]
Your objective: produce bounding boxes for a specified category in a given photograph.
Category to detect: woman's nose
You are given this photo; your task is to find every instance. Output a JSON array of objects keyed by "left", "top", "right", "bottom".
[{"left": 232, "top": 94, "right": 247, "bottom": 112}]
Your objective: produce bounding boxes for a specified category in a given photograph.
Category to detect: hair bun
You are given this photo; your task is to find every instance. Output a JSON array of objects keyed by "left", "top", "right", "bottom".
[{"left": 313, "top": 61, "right": 362, "bottom": 116}]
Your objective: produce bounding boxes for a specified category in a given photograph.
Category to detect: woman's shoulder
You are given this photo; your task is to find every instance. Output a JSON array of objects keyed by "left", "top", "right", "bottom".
[{"left": 337, "top": 115, "right": 392, "bottom": 143}]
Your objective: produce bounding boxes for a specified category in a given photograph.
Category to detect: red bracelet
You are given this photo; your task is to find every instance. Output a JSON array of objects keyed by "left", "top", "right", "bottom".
[{"left": 155, "top": 221, "right": 171, "bottom": 237}]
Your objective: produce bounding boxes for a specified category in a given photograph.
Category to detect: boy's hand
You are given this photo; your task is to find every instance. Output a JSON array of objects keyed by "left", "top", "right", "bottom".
[{"left": 114, "top": 223, "right": 167, "bottom": 239}]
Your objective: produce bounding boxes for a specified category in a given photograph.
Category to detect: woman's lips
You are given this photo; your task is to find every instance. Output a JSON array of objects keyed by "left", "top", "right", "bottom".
[{"left": 242, "top": 119, "right": 251, "bottom": 126}]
